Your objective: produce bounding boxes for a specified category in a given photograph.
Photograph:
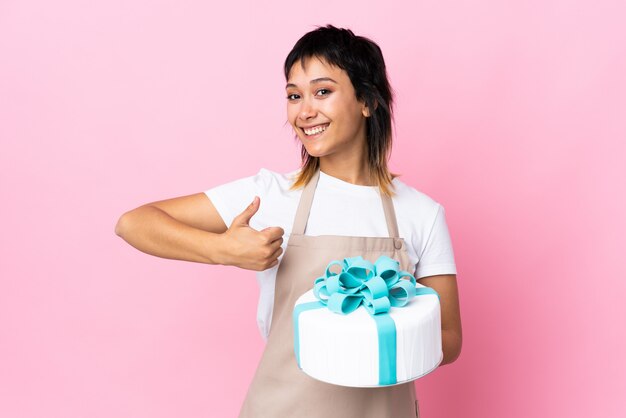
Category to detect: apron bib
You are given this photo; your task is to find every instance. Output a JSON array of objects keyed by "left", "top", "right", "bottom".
[{"left": 239, "top": 169, "right": 420, "bottom": 418}]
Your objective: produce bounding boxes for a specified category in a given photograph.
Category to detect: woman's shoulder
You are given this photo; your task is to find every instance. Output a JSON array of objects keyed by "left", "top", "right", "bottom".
[
  {"left": 255, "top": 167, "right": 300, "bottom": 188},
  {"left": 390, "top": 177, "right": 446, "bottom": 232},
  {"left": 248, "top": 167, "right": 303, "bottom": 200},
  {"left": 391, "top": 177, "right": 442, "bottom": 211},
  {"left": 257, "top": 167, "right": 300, "bottom": 183}
]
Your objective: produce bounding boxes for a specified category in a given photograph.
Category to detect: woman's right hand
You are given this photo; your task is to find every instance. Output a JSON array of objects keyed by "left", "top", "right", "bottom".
[{"left": 220, "top": 196, "right": 284, "bottom": 271}]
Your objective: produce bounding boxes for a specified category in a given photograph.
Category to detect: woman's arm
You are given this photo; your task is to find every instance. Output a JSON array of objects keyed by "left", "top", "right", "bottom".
[
  {"left": 115, "top": 194, "right": 285, "bottom": 271},
  {"left": 417, "top": 274, "right": 462, "bottom": 365}
]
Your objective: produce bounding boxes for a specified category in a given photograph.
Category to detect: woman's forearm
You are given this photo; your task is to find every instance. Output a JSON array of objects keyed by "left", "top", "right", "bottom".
[
  {"left": 115, "top": 205, "right": 225, "bottom": 265},
  {"left": 440, "top": 328, "right": 462, "bottom": 366}
]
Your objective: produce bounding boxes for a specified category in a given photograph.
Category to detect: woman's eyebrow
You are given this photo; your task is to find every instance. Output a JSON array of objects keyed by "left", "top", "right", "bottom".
[{"left": 285, "top": 77, "right": 338, "bottom": 89}]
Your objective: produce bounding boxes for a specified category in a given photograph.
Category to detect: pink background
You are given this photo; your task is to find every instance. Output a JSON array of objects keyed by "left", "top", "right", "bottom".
[{"left": 1, "top": 1, "right": 625, "bottom": 417}]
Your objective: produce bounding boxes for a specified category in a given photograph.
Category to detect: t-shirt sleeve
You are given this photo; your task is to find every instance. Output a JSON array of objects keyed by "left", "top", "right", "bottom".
[
  {"left": 204, "top": 169, "right": 269, "bottom": 229},
  {"left": 414, "top": 204, "right": 458, "bottom": 279}
]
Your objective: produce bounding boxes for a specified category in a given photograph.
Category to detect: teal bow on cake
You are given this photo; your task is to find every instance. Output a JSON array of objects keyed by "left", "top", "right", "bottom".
[{"left": 313, "top": 255, "right": 418, "bottom": 315}]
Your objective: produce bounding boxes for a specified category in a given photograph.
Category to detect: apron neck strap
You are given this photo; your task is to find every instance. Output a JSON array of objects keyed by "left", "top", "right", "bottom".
[{"left": 291, "top": 169, "right": 400, "bottom": 238}]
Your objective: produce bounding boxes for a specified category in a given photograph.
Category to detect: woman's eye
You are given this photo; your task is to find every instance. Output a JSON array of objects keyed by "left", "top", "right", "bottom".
[
  {"left": 316, "top": 89, "right": 331, "bottom": 96},
  {"left": 286, "top": 93, "right": 300, "bottom": 100}
]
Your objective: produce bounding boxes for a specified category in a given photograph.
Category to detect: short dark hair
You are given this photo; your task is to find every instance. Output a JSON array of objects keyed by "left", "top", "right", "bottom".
[{"left": 284, "top": 25, "right": 398, "bottom": 196}]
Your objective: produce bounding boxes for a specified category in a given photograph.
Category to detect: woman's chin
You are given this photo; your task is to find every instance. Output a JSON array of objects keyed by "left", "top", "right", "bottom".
[{"left": 301, "top": 144, "right": 326, "bottom": 158}]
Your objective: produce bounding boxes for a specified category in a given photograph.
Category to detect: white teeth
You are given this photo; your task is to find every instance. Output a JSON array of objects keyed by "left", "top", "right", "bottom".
[{"left": 303, "top": 124, "right": 328, "bottom": 135}]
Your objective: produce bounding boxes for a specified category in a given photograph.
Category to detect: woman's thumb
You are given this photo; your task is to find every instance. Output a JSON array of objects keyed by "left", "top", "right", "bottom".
[{"left": 232, "top": 196, "right": 260, "bottom": 226}]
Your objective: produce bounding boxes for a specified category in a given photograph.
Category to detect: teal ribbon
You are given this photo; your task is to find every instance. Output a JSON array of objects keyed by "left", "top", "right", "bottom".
[{"left": 293, "top": 255, "right": 439, "bottom": 386}]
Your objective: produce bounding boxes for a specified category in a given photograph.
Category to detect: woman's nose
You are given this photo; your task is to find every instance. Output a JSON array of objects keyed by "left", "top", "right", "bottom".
[{"left": 298, "top": 99, "right": 317, "bottom": 120}]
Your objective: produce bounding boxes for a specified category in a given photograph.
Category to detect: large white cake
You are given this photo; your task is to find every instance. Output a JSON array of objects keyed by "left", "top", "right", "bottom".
[{"left": 293, "top": 256, "right": 443, "bottom": 388}]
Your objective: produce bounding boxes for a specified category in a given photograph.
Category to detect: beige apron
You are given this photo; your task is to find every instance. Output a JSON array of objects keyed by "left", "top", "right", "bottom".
[{"left": 239, "top": 169, "right": 420, "bottom": 418}]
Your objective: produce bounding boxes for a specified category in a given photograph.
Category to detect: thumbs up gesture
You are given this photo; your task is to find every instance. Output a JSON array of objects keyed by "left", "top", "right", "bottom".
[{"left": 221, "top": 196, "right": 285, "bottom": 271}]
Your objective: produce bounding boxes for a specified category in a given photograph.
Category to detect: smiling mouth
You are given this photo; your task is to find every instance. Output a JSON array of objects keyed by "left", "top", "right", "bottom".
[{"left": 301, "top": 123, "right": 330, "bottom": 136}]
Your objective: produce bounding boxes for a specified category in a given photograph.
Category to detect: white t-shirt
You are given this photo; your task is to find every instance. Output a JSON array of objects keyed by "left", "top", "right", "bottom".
[{"left": 205, "top": 168, "right": 457, "bottom": 339}]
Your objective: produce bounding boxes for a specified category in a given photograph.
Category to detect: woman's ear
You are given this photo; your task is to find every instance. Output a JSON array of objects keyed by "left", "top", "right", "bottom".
[{"left": 362, "top": 100, "right": 378, "bottom": 117}]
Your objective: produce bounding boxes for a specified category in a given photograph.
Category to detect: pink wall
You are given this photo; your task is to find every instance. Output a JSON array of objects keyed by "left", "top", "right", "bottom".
[{"left": 1, "top": 1, "right": 624, "bottom": 417}]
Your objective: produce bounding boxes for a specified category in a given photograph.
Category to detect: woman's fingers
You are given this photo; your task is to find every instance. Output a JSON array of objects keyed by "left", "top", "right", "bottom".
[{"left": 261, "top": 226, "right": 285, "bottom": 243}]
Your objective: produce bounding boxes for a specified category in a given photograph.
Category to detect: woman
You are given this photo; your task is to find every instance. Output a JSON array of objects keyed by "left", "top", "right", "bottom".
[{"left": 116, "top": 25, "right": 462, "bottom": 418}]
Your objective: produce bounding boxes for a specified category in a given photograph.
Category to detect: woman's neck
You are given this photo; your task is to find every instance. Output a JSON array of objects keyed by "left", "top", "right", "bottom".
[{"left": 319, "top": 157, "right": 373, "bottom": 186}]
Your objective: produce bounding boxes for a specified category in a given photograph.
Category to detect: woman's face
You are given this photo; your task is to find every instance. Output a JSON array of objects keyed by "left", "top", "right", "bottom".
[{"left": 286, "top": 56, "right": 370, "bottom": 160}]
